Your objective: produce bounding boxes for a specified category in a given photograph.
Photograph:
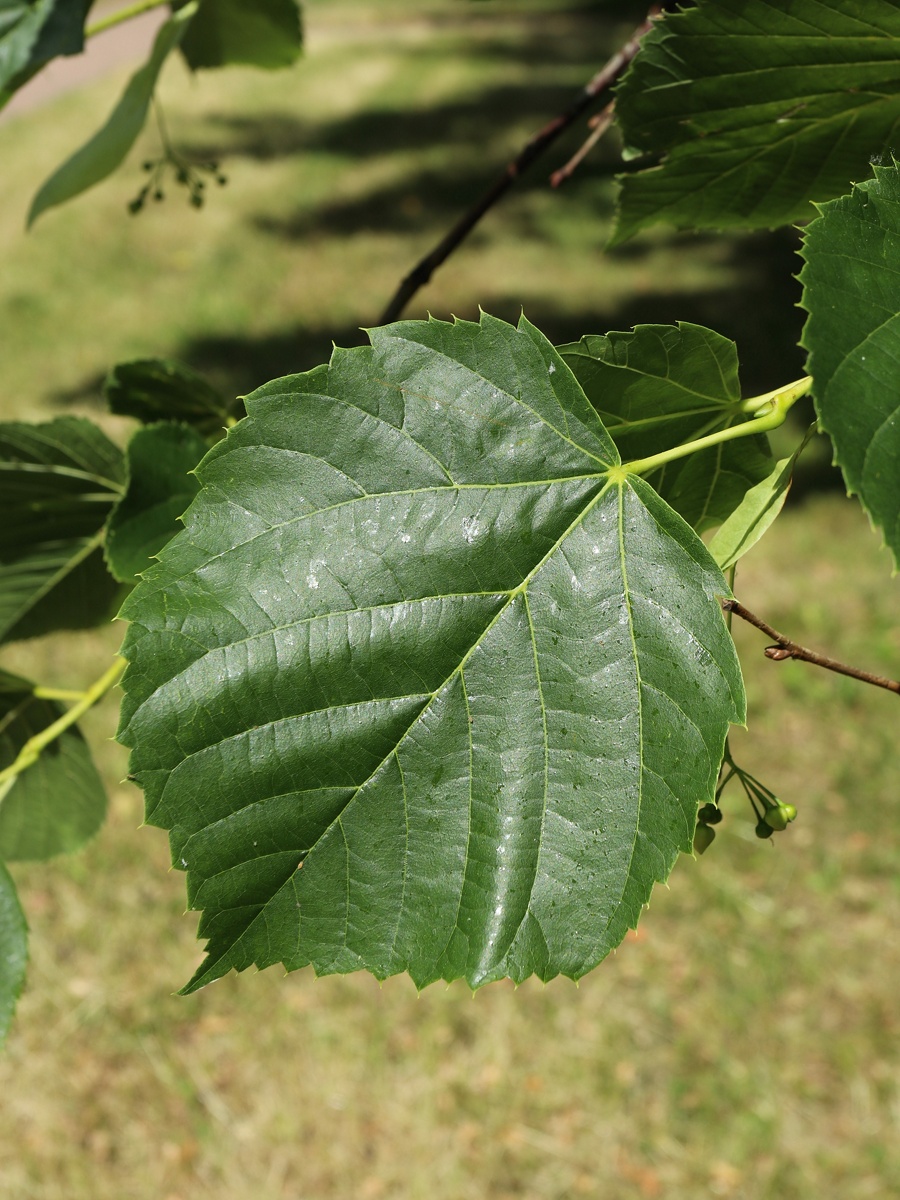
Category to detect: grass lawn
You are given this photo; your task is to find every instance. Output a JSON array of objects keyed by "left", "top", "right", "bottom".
[{"left": 1, "top": 3, "right": 898, "bottom": 1198}]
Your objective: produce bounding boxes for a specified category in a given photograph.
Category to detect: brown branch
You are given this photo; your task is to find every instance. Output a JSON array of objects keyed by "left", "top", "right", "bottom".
[
  {"left": 550, "top": 102, "right": 616, "bottom": 188},
  {"left": 376, "top": 12, "right": 657, "bottom": 326},
  {"left": 722, "top": 598, "right": 900, "bottom": 697}
]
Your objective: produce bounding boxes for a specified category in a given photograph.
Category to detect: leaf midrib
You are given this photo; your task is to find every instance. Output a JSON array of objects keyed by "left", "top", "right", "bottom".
[
  {"left": 187, "top": 475, "right": 653, "bottom": 985},
  {"left": 165, "top": 474, "right": 616, "bottom": 854},
  {"left": 138, "top": 473, "right": 608, "bottom": 598}
]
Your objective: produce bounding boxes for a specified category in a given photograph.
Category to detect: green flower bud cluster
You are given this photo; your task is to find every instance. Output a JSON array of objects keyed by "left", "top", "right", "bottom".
[
  {"left": 694, "top": 740, "right": 798, "bottom": 855},
  {"left": 717, "top": 740, "right": 796, "bottom": 840},
  {"left": 128, "top": 155, "right": 228, "bottom": 215}
]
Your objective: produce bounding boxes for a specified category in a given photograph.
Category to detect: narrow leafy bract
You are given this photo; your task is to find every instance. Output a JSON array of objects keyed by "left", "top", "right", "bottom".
[
  {"left": 0, "top": 862, "right": 27, "bottom": 1046},
  {"left": 27, "top": 3, "right": 197, "bottom": 226},
  {"left": 559, "top": 324, "right": 773, "bottom": 532},
  {"left": 800, "top": 160, "right": 900, "bottom": 566},
  {"left": 613, "top": 0, "right": 900, "bottom": 242},
  {"left": 105, "top": 358, "right": 233, "bottom": 436},
  {"left": 0, "top": 417, "right": 125, "bottom": 644},
  {"left": 119, "top": 313, "right": 744, "bottom": 994},
  {"left": 174, "top": 0, "right": 302, "bottom": 71},
  {"left": 0, "top": 669, "right": 107, "bottom": 861},
  {"left": 105, "top": 423, "right": 207, "bottom": 583},
  {"left": 708, "top": 428, "right": 815, "bottom": 571}
]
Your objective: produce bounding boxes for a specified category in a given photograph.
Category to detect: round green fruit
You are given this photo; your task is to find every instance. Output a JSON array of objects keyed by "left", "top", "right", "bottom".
[
  {"left": 763, "top": 803, "right": 797, "bottom": 831},
  {"left": 698, "top": 803, "right": 723, "bottom": 826},
  {"left": 755, "top": 820, "right": 774, "bottom": 840}
]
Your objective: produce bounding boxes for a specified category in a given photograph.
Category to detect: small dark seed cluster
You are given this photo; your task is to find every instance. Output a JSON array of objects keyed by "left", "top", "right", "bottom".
[{"left": 128, "top": 154, "right": 228, "bottom": 215}]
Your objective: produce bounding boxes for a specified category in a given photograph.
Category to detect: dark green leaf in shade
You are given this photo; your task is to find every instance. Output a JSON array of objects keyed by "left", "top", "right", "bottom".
[
  {"left": 173, "top": 0, "right": 302, "bottom": 71},
  {"left": 0, "top": 669, "right": 107, "bottom": 861},
  {"left": 105, "top": 358, "right": 232, "bottom": 436},
  {"left": 106, "top": 423, "right": 207, "bottom": 583},
  {"left": 0, "top": 0, "right": 56, "bottom": 94},
  {"left": 118, "top": 312, "right": 744, "bottom": 994},
  {"left": 800, "top": 159, "right": 900, "bottom": 566},
  {"left": 613, "top": 1, "right": 900, "bottom": 242},
  {"left": 0, "top": 417, "right": 125, "bottom": 645},
  {"left": 0, "top": 0, "right": 92, "bottom": 107},
  {"left": 559, "top": 323, "right": 773, "bottom": 533},
  {"left": 708, "top": 427, "right": 815, "bottom": 571},
  {"left": 26, "top": 3, "right": 197, "bottom": 226},
  {"left": 0, "top": 862, "right": 27, "bottom": 1046}
]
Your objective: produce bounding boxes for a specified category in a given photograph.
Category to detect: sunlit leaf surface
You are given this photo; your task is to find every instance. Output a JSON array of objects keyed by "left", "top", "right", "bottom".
[
  {"left": 800, "top": 160, "right": 900, "bottom": 565},
  {"left": 614, "top": 0, "right": 900, "bottom": 240},
  {"left": 120, "top": 314, "right": 744, "bottom": 993}
]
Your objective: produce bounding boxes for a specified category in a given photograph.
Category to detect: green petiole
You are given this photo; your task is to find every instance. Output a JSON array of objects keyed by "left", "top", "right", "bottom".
[
  {"left": 86, "top": 0, "right": 171, "bottom": 39},
  {"left": 621, "top": 375, "right": 812, "bottom": 478},
  {"left": 0, "top": 657, "right": 127, "bottom": 791}
]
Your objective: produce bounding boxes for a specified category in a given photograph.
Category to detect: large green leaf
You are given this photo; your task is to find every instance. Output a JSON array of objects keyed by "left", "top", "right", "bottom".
[
  {"left": 559, "top": 324, "right": 773, "bottom": 533},
  {"left": 613, "top": 0, "right": 900, "bottom": 242},
  {"left": 27, "top": 2, "right": 197, "bottom": 227},
  {"left": 105, "top": 423, "right": 206, "bottom": 583},
  {"left": 0, "top": 417, "right": 125, "bottom": 644},
  {"left": 0, "top": 669, "right": 107, "bottom": 861},
  {"left": 173, "top": 0, "right": 302, "bottom": 70},
  {"left": 119, "top": 313, "right": 744, "bottom": 994},
  {"left": 0, "top": 862, "right": 27, "bottom": 1046},
  {"left": 0, "top": 0, "right": 91, "bottom": 106},
  {"left": 800, "top": 160, "right": 900, "bottom": 566},
  {"left": 105, "top": 358, "right": 233, "bottom": 436}
]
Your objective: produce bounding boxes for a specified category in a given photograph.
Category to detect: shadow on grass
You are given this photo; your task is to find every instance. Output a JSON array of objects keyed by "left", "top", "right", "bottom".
[
  {"left": 177, "top": 3, "right": 639, "bottom": 241},
  {"left": 50, "top": 0, "right": 844, "bottom": 500},
  {"left": 53, "top": 226, "right": 843, "bottom": 501}
]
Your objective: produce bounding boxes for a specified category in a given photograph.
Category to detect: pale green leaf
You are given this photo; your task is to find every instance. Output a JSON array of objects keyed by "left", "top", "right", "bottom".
[
  {"left": 27, "top": 3, "right": 197, "bottom": 226},
  {"left": 0, "top": 669, "right": 107, "bottom": 861},
  {"left": 0, "top": 417, "right": 125, "bottom": 644},
  {"left": 800, "top": 159, "right": 900, "bottom": 565},
  {"left": 106, "top": 423, "right": 207, "bottom": 583},
  {"left": 613, "top": 0, "right": 900, "bottom": 242},
  {"left": 0, "top": 862, "right": 27, "bottom": 1046},
  {"left": 559, "top": 323, "right": 773, "bottom": 532},
  {"left": 174, "top": 0, "right": 302, "bottom": 71},
  {"left": 708, "top": 427, "right": 815, "bottom": 570},
  {"left": 119, "top": 313, "right": 744, "bottom": 994}
]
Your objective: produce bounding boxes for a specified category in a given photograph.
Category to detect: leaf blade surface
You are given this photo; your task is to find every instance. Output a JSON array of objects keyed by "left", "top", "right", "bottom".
[
  {"left": 0, "top": 862, "right": 27, "bottom": 1045},
  {"left": 105, "top": 358, "right": 233, "bottom": 435},
  {"left": 105, "top": 423, "right": 207, "bottom": 583},
  {"left": 614, "top": 0, "right": 900, "bottom": 240},
  {"left": 0, "top": 417, "right": 125, "bottom": 644},
  {"left": 0, "top": 669, "right": 107, "bottom": 861},
  {"left": 119, "top": 314, "right": 744, "bottom": 993},
  {"left": 174, "top": 0, "right": 302, "bottom": 70},
  {"left": 559, "top": 323, "right": 773, "bottom": 532},
  {"left": 800, "top": 160, "right": 900, "bottom": 565}
]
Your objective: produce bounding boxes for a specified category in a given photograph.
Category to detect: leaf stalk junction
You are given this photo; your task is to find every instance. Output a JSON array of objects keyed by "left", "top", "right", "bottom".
[
  {"left": 622, "top": 376, "right": 811, "bottom": 477},
  {"left": 0, "top": 657, "right": 127, "bottom": 791}
]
